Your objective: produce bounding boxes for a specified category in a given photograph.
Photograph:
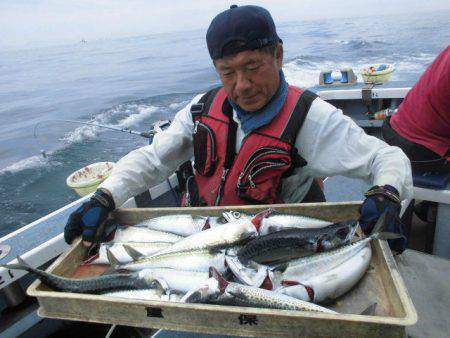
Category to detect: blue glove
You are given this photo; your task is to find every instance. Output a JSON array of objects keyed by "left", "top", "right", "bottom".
[
  {"left": 64, "top": 189, "right": 115, "bottom": 244},
  {"left": 359, "top": 185, "right": 407, "bottom": 253}
]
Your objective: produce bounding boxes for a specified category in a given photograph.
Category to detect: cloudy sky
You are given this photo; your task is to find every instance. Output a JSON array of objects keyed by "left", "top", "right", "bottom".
[{"left": 1, "top": 0, "right": 449, "bottom": 50}]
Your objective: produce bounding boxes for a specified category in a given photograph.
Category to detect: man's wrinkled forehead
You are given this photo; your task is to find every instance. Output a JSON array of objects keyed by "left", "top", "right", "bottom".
[{"left": 214, "top": 50, "right": 264, "bottom": 70}]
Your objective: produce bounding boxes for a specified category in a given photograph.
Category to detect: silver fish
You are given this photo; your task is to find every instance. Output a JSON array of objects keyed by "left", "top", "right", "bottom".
[
  {"left": 278, "top": 246, "right": 372, "bottom": 303},
  {"left": 108, "top": 248, "right": 227, "bottom": 274},
  {"left": 258, "top": 211, "right": 333, "bottom": 236},
  {"left": 138, "top": 268, "right": 209, "bottom": 293},
  {"left": 135, "top": 214, "right": 209, "bottom": 236},
  {"left": 87, "top": 242, "right": 171, "bottom": 265},
  {"left": 270, "top": 214, "right": 399, "bottom": 287},
  {"left": 184, "top": 268, "right": 336, "bottom": 313},
  {"left": 147, "top": 210, "right": 272, "bottom": 257},
  {"left": 225, "top": 248, "right": 269, "bottom": 287},
  {"left": 102, "top": 279, "right": 169, "bottom": 300},
  {"left": 1, "top": 257, "right": 159, "bottom": 294},
  {"left": 113, "top": 226, "right": 183, "bottom": 243}
]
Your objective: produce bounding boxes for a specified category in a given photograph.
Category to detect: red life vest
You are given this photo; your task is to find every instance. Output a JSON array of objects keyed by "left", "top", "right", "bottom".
[{"left": 186, "top": 85, "right": 317, "bottom": 206}]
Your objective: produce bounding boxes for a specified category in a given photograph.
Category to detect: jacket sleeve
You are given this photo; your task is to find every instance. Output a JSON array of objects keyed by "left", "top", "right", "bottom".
[
  {"left": 296, "top": 97, "right": 413, "bottom": 200},
  {"left": 99, "top": 94, "right": 203, "bottom": 207}
]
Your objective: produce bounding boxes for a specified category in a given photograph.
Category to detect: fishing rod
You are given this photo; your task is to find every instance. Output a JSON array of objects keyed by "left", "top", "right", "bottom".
[
  {"left": 33, "top": 119, "right": 160, "bottom": 140},
  {"left": 33, "top": 118, "right": 180, "bottom": 203}
]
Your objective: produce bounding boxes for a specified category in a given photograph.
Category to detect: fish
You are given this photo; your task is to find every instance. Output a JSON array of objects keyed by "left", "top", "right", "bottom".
[
  {"left": 258, "top": 211, "right": 334, "bottom": 236},
  {"left": 112, "top": 226, "right": 183, "bottom": 243},
  {"left": 133, "top": 211, "right": 253, "bottom": 235},
  {"left": 102, "top": 279, "right": 169, "bottom": 300},
  {"left": 135, "top": 214, "right": 210, "bottom": 236},
  {"left": 237, "top": 220, "right": 358, "bottom": 264},
  {"left": 184, "top": 267, "right": 336, "bottom": 313},
  {"left": 137, "top": 268, "right": 210, "bottom": 294},
  {"left": 86, "top": 242, "right": 171, "bottom": 265},
  {"left": 225, "top": 248, "right": 269, "bottom": 287},
  {"left": 277, "top": 245, "right": 372, "bottom": 303},
  {"left": 145, "top": 210, "right": 273, "bottom": 257},
  {"left": 108, "top": 247, "right": 227, "bottom": 274},
  {"left": 1, "top": 257, "right": 160, "bottom": 294},
  {"left": 270, "top": 214, "right": 397, "bottom": 283}
]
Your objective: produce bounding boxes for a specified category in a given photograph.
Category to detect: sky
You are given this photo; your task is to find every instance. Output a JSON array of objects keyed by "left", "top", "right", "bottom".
[{"left": 1, "top": 0, "right": 450, "bottom": 51}]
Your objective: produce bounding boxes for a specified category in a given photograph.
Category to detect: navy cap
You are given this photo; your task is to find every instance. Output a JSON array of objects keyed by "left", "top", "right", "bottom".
[{"left": 206, "top": 5, "right": 281, "bottom": 60}]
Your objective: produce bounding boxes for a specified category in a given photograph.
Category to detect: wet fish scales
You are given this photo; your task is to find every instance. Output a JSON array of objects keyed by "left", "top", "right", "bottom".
[{"left": 1, "top": 257, "right": 155, "bottom": 294}]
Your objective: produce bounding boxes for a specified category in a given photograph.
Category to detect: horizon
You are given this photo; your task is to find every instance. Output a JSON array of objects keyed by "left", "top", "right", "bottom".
[{"left": 1, "top": 0, "right": 450, "bottom": 51}]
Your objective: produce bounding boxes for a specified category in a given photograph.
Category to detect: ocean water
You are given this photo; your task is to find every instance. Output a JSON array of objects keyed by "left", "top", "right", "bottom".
[{"left": 0, "top": 11, "right": 449, "bottom": 237}]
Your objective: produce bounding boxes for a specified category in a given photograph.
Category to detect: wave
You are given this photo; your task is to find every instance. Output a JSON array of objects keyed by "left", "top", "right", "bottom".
[
  {"left": 0, "top": 95, "right": 189, "bottom": 174},
  {"left": 334, "top": 39, "right": 391, "bottom": 49},
  {"left": 0, "top": 155, "right": 61, "bottom": 175}
]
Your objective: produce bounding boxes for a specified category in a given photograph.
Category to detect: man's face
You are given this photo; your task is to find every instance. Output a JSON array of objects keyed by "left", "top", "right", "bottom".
[{"left": 214, "top": 44, "right": 283, "bottom": 112}]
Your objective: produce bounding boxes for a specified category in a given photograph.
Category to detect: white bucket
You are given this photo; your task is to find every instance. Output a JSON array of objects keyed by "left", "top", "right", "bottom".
[{"left": 66, "top": 162, "right": 115, "bottom": 197}]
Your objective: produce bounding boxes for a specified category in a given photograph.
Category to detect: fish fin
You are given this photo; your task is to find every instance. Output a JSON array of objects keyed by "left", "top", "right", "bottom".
[
  {"left": 359, "top": 302, "right": 377, "bottom": 316},
  {"left": 181, "top": 290, "right": 202, "bottom": 303},
  {"left": 106, "top": 248, "right": 120, "bottom": 268},
  {"left": 202, "top": 218, "right": 211, "bottom": 231},
  {"left": 123, "top": 245, "right": 144, "bottom": 260},
  {"left": 0, "top": 256, "right": 33, "bottom": 273},
  {"left": 17, "top": 256, "right": 31, "bottom": 267},
  {"left": 0, "top": 263, "right": 28, "bottom": 272},
  {"left": 209, "top": 267, "right": 229, "bottom": 294},
  {"left": 150, "top": 279, "right": 170, "bottom": 294},
  {"left": 251, "top": 208, "right": 275, "bottom": 232}
]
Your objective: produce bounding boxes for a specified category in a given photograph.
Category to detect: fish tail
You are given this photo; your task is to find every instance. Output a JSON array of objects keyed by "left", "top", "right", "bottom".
[
  {"left": 2, "top": 257, "right": 66, "bottom": 291},
  {"left": 1, "top": 256, "right": 35, "bottom": 273},
  {"left": 106, "top": 248, "right": 121, "bottom": 268},
  {"left": 370, "top": 212, "right": 386, "bottom": 236},
  {"left": 368, "top": 212, "right": 404, "bottom": 241},
  {"left": 151, "top": 278, "right": 170, "bottom": 295}
]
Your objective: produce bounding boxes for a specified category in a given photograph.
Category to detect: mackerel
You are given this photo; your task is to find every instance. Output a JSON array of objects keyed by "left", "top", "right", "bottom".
[
  {"left": 108, "top": 248, "right": 227, "bottom": 274},
  {"left": 138, "top": 268, "right": 210, "bottom": 293},
  {"left": 146, "top": 210, "right": 272, "bottom": 257},
  {"left": 258, "top": 211, "right": 333, "bottom": 236},
  {"left": 184, "top": 268, "right": 336, "bottom": 313},
  {"left": 135, "top": 214, "right": 209, "bottom": 236},
  {"left": 1, "top": 257, "right": 160, "bottom": 294},
  {"left": 238, "top": 220, "right": 358, "bottom": 263},
  {"left": 270, "top": 215, "right": 395, "bottom": 283},
  {"left": 102, "top": 279, "right": 169, "bottom": 300},
  {"left": 278, "top": 246, "right": 372, "bottom": 303},
  {"left": 113, "top": 226, "right": 183, "bottom": 243}
]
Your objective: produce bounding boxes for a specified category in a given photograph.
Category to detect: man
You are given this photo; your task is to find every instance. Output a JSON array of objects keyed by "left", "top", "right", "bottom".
[
  {"left": 64, "top": 5, "right": 412, "bottom": 253},
  {"left": 382, "top": 45, "right": 450, "bottom": 173}
]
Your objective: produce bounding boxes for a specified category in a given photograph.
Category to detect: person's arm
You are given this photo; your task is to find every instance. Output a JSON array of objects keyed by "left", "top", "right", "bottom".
[
  {"left": 296, "top": 97, "right": 412, "bottom": 253},
  {"left": 64, "top": 94, "right": 202, "bottom": 246},
  {"left": 98, "top": 94, "right": 202, "bottom": 207},
  {"left": 297, "top": 97, "right": 413, "bottom": 200}
]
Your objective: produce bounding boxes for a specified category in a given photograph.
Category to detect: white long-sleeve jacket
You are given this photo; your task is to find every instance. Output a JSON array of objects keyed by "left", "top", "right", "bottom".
[{"left": 99, "top": 93, "right": 413, "bottom": 207}]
